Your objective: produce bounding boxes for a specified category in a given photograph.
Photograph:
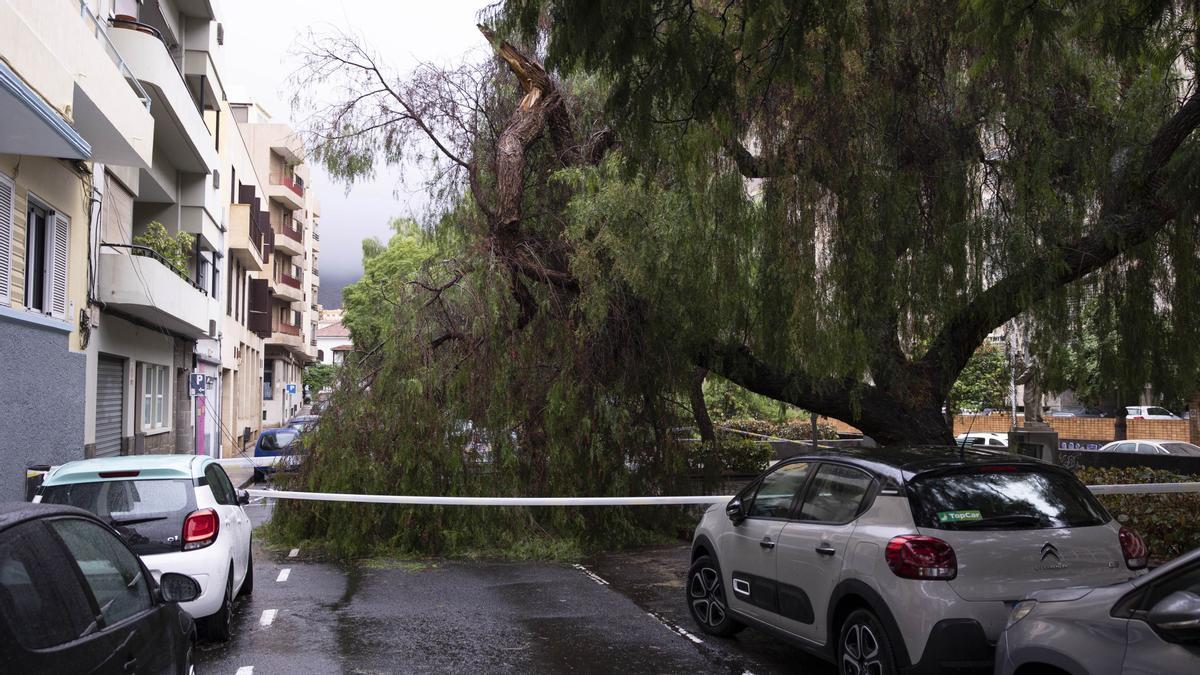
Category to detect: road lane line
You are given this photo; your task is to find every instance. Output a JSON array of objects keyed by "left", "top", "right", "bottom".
[
  {"left": 236, "top": 668, "right": 254, "bottom": 675},
  {"left": 288, "top": 548, "right": 299, "bottom": 557},
  {"left": 276, "top": 568, "right": 291, "bottom": 582},
  {"left": 259, "top": 609, "right": 277, "bottom": 627},
  {"left": 646, "top": 611, "right": 703, "bottom": 645},
  {"left": 571, "top": 563, "right": 609, "bottom": 585}
]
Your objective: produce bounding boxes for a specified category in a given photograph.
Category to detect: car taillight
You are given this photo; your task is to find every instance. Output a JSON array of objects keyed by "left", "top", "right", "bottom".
[
  {"left": 886, "top": 535, "right": 957, "bottom": 580},
  {"left": 182, "top": 509, "right": 219, "bottom": 551},
  {"left": 1119, "top": 526, "right": 1148, "bottom": 570}
]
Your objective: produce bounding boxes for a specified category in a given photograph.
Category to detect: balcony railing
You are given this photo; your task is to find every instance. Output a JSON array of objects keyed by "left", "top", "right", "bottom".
[
  {"left": 281, "top": 273, "right": 302, "bottom": 289},
  {"left": 101, "top": 243, "right": 204, "bottom": 293},
  {"left": 270, "top": 172, "right": 305, "bottom": 198},
  {"left": 79, "top": 1, "right": 151, "bottom": 111},
  {"left": 279, "top": 216, "right": 303, "bottom": 243},
  {"left": 311, "top": 267, "right": 320, "bottom": 277},
  {"left": 276, "top": 322, "right": 301, "bottom": 336}
]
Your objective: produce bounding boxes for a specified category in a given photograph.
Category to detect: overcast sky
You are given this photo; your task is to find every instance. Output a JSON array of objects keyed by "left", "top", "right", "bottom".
[{"left": 221, "top": 0, "right": 490, "bottom": 306}]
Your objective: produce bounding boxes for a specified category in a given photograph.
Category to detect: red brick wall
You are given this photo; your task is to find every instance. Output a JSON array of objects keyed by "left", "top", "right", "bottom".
[{"left": 821, "top": 414, "right": 1191, "bottom": 443}]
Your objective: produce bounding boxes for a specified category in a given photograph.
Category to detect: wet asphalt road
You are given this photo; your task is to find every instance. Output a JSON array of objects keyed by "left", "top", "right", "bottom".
[{"left": 196, "top": 500, "right": 834, "bottom": 675}]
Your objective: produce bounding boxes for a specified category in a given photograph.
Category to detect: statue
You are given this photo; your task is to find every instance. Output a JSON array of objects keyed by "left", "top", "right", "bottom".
[{"left": 1014, "top": 355, "right": 1043, "bottom": 424}]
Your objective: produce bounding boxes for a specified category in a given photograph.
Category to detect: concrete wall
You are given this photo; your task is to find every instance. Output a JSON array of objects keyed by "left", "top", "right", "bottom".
[
  {"left": 0, "top": 311, "right": 85, "bottom": 501},
  {"left": 818, "top": 414, "right": 1194, "bottom": 445}
]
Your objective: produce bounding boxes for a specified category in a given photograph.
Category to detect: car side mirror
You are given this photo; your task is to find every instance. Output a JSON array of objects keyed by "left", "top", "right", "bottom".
[
  {"left": 726, "top": 498, "right": 746, "bottom": 524},
  {"left": 1148, "top": 591, "right": 1200, "bottom": 643},
  {"left": 237, "top": 489, "right": 250, "bottom": 505},
  {"left": 159, "top": 572, "right": 201, "bottom": 604}
]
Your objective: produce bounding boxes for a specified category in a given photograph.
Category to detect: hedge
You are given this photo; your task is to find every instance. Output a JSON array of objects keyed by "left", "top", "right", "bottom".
[
  {"left": 687, "top": 439, "right": 774, "bottom": 474},
  {"left": 1074, "top": 466, "right": 1200, "bottom": 564},
  {"left": 718, "top": 418, "right": 840, "bottom": 441}
]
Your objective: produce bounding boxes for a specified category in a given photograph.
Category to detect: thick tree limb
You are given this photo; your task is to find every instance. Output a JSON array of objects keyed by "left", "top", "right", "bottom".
[{"left": 919, "top": 91, "right": 1200, "bottom": 396}]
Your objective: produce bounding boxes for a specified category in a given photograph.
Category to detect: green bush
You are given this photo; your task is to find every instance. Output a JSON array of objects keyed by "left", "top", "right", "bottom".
[
  {"left": 133, "top": 221, "right": 194, "bottom": 278},
  {"left": 688, "top": 439, "right": 774, "bottom": 473},
  {"left": 719, "top": 418, "right": 839, "bottom": 441},
  {"left": 1074, "top": 466, "right": 1200, "bottom": 563}
]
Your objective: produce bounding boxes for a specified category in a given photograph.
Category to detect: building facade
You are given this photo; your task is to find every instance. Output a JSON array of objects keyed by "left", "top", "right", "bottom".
[{"left": 232, "top": 103, "right": 320, "bottom": 427}]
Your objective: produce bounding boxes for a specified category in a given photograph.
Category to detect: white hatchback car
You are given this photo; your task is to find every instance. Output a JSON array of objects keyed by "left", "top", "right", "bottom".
[
  {"left": 689, "top": 447, "right": 1146, "bottom": 674},
  {"left": 37, "top": 455, "right": 253, "bottom": 641}
]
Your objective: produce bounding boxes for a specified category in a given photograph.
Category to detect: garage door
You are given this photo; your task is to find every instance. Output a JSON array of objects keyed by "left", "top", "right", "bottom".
[{"left": 95, "top": 355, "right": 124, "bottom": 457}]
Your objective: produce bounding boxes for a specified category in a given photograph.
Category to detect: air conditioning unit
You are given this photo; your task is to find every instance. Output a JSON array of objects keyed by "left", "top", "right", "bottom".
[
  {"left": 217, "top": 23, "right": 225, "bottom": 45},
  {"left": 209, "top": 319, "right": 218, "bottom": 338},
  {"left": 213, "top": 169, "right": 220, "bottom": 190}
]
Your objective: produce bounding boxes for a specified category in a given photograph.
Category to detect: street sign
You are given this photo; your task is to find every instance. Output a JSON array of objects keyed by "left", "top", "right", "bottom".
[
  {"left": 189, "top": 373, "right": 205, "bottom": 396},
  {"left": 286, "top": 383, "right": 297, "bottom": 395}
]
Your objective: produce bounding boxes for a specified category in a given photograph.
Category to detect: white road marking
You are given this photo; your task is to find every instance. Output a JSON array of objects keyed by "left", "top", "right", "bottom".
[
  {"left": 259, "top": 609, "right": 277, "bottom": 627},
  {"left": 647, "top": 611, "right": 704, "bottom": 645},
  {"left": 276, "top": 568, "right": 291, "bottom": 583},
  {"left": 236, "top": 668, "right": 254, "bottom": 675},
  {"left": 571, "top": 563, "right": 609, "bottom": 585},
  {"left": 288, "top": 548, "right": 299, "bottom": 557}
]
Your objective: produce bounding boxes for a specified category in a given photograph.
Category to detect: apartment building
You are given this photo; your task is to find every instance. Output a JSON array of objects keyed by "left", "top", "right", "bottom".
[
  {"left": 232, "top": 103, "right": 320, "bottom": 427},
  {"left": 0, "top": 0, "right": 155, "bottom": 500}
]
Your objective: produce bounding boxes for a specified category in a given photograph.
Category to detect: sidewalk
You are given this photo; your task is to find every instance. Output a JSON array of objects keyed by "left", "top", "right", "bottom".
[{"left": 216, "top": 457, "right": 258, "bottom": 488}]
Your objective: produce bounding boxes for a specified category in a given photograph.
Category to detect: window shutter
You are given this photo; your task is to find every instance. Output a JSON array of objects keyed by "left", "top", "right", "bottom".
[
  {"left": 0, "top": 173, "right": 12, "bottom": 305},
  {"left": 49, "top": 211, "right": 69, "bottom": 319}
]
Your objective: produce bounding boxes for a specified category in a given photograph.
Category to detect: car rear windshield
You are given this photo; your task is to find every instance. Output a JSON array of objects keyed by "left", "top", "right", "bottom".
[
  {"left": 907, "top": 466, "right": 1109, "bottom": 530},
  {"left": 1161, "top": 442, "right": 1200, "bottom": 457},
  {"left": 41, "top": 479, "right": 195, "bottom": 554}
]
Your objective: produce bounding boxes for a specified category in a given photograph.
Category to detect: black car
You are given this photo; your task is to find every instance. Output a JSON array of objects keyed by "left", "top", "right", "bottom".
[{"left": 0, "top": 502, "right": 200, "bottom": 674}]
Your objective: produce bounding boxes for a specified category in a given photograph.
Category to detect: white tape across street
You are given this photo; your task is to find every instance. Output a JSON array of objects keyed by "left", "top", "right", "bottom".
[{"left": 244, "top": 481, "right": 1200, "bottom": 506}]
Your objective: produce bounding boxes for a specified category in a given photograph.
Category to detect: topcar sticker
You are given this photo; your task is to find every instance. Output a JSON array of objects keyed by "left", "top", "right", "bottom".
[{"left": 937, "top": 509, "right": 983, "bottom": 523}]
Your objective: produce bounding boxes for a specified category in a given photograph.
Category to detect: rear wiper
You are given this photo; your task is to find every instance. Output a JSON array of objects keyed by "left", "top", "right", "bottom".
[
  {"left": 110, "top": 515, "right": 167, "bottom": 526},
  {"left": 953, "top": 514, "right": 1044, "bottom": 528}
]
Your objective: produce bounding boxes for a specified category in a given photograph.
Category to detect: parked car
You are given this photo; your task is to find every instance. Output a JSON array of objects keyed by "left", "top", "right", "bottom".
[
  {"left": 286, "top": 414, "right": 320, "bottom": 433},
  {"left": 687, "top": 446, "right": 1145, "bottom": 674},
  {"left": 1126, "top": 406, "right": 1182, "bottom": 420},
  {"left": 0, "top": 501, "right": 200, "bottom": 673},
  {"left": 997, "top": 545, "right": 1200, "bottom": 674},
  {"left": 1096, "top": 439, "right": 1200, "bottom": 457},
  {"left": 36, "top": 455, "right": 253, "bottom": 642},
  {"left": 254, "top": 427, "right": 306, "bottom": 475},
  {"left": 954, "top": 432, "right": 1009, "bottom": 449}
]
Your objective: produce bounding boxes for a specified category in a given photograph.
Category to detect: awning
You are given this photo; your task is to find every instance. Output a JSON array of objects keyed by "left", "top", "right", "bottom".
[{"left": 0, "top": 61, "right": 90, "bottom": 160}]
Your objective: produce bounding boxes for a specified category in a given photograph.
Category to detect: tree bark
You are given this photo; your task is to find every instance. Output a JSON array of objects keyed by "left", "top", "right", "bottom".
[{"left": 688, "top": 368, "right": 716, "bottom": 443}]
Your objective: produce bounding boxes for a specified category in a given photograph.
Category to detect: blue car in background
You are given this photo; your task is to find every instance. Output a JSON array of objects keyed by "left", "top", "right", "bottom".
[{"left": 252, "top": 427, "right": 304, "bottom": 478}]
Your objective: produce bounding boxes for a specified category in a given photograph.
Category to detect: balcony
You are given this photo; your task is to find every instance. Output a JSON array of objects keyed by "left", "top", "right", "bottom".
[
  {"left": 274, "top": 274, "right": 303, "bottom": 303},
  {"left": 268, "top": 323, "right": 306, "bottom": 352},
  {"left": 273, "top": 218, "right": 304, "bottom": 256},
  {"left": 267, "top": 172, "right": 305, "bottom": 211},
  {"left": 228, "top": 204, "right": 264, "bottom": 271},
  {"left": 98, "top": 244, "right": 210, "bottom": 338},
  {"left": 108, "top": 20, "right": 217, "bottom": 174}
]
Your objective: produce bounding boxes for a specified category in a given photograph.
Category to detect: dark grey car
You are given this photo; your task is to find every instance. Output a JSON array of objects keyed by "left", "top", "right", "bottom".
[{"left": 996, "top": 546, "right": 1200, "bottom": 674}]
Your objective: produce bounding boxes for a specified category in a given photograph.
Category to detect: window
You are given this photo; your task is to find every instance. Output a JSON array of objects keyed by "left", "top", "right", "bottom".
[
  {"left": 41, "top": 479, "right": 195, "bottom": 555},
  {"left": 1113, "top": 442, "right": 1137, "bottom": 453},
  {"left": 141, "top": 363, "right": 169, "bottom": 431},
  {"left": 747, "top": 462, "right": 811, "bottom": 519},
  {"left": 0, "top": 521, "right": 94, "bottom": 648},
  {"left": 1147, "top": 407, "right": 1173, "bottom": 417},
  {"left": 1136, "top": 443, "right": 1164, "bottom": 455},
  {"left": 797, "top": 464, "right": 874, "bottom": 524},
  {"left": 263, "top": 360, "right": 274, "bottom": 400},
  {"left": 22, "top": 198, "right": 69, "bottom": 318},
  {"left": 50, "top": 518, "right": 152, "bottom": 627},
  {"left": 908, "top": 467, "right": 1109, "bottom": 531},
  {"left": 204, "top": 464, "right": 236, "bottom": 505}
]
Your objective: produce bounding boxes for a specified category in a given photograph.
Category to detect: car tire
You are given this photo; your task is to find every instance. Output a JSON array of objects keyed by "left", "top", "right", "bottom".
[
  {"left": 838, "top": 608, "right": 898, "bottom": 675},
  {"left": 686, "top": 555, "right": 745, "bottom": 637},
  {"left": 240, "top": 548, "right": 254, "bottom": 597},
  {"left": 200, "top": 567, "right": 235, "bottom": 642}
]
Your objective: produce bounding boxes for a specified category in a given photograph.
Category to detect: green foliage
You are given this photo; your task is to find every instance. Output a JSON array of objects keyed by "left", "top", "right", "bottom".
[
  {"left": 133, "top": 221, "right": 193, "bottom": 278},
  {"left": 342, "top": 218, "right": 438, "bottom": 348},
  {"left": 687, "top": 440, "right": 774, "bottom": 474},
  {"left": 704, "top": 375, "right": 791, "bottom": 422},
  {"left": 1074, "top": 466, "right": 1200, "bottom": 562},
  {"left": 303, "top": 363, "right": 338, "bottom": 395},
  {"left": 719, "top": 419, "right": 839, "bottom": 442},
  {"left": 947, "top": 343, "right": 1010, "bottom": 413}
]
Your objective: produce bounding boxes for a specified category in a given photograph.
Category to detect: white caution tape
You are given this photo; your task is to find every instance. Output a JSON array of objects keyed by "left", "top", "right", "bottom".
[
  {"left": 244, "top": 489, "right": 732, "bottom": 506},
  {"left": 1087, "top": 482, "right": 1200, "bottom": 495}
]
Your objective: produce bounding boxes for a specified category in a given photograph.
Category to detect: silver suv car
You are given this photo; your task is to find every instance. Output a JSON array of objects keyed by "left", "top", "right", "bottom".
[{"left": 688, "top": 447, "right": 1148, "bottom": 674}]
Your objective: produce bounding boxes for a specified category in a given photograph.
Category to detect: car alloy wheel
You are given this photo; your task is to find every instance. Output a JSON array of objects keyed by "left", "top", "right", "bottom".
[
  {"left": 842, "top": 620, "right": 883, "bottom": 675},
  {"left": 688, "top": 565, "right": 727, "bottom": 628}
]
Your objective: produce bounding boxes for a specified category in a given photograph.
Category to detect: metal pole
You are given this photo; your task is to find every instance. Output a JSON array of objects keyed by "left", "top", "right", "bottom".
[{"left": 811, "top": 414, "right": 818, "bottom": 451}]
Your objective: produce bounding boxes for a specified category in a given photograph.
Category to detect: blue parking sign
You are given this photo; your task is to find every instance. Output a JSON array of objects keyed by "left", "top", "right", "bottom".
[{"left": 286, "top": 383, "right": 297, "bottom": 395}]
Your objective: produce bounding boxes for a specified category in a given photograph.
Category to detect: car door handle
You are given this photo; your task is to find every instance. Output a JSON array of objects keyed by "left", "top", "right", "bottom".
[
  {"left": 815, "top": 545, "right": 836, "bottom": 556},
  {"left": 760, "top": 537, "right": 775, "bottom": 549}
]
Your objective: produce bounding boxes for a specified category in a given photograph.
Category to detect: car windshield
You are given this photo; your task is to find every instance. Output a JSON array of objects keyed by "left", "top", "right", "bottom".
[
  {"left": 40, "top": 479, "right": 195, "bottom": 554},
  {"left": 262, "top": 429, "right": 300, "bottom": 450},
  {"left": 907, "top": 467, "right": 1109, "bottom": 530},
  {"left": 1162, "top": 442, "right": 1200, "bottom": 457}
]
